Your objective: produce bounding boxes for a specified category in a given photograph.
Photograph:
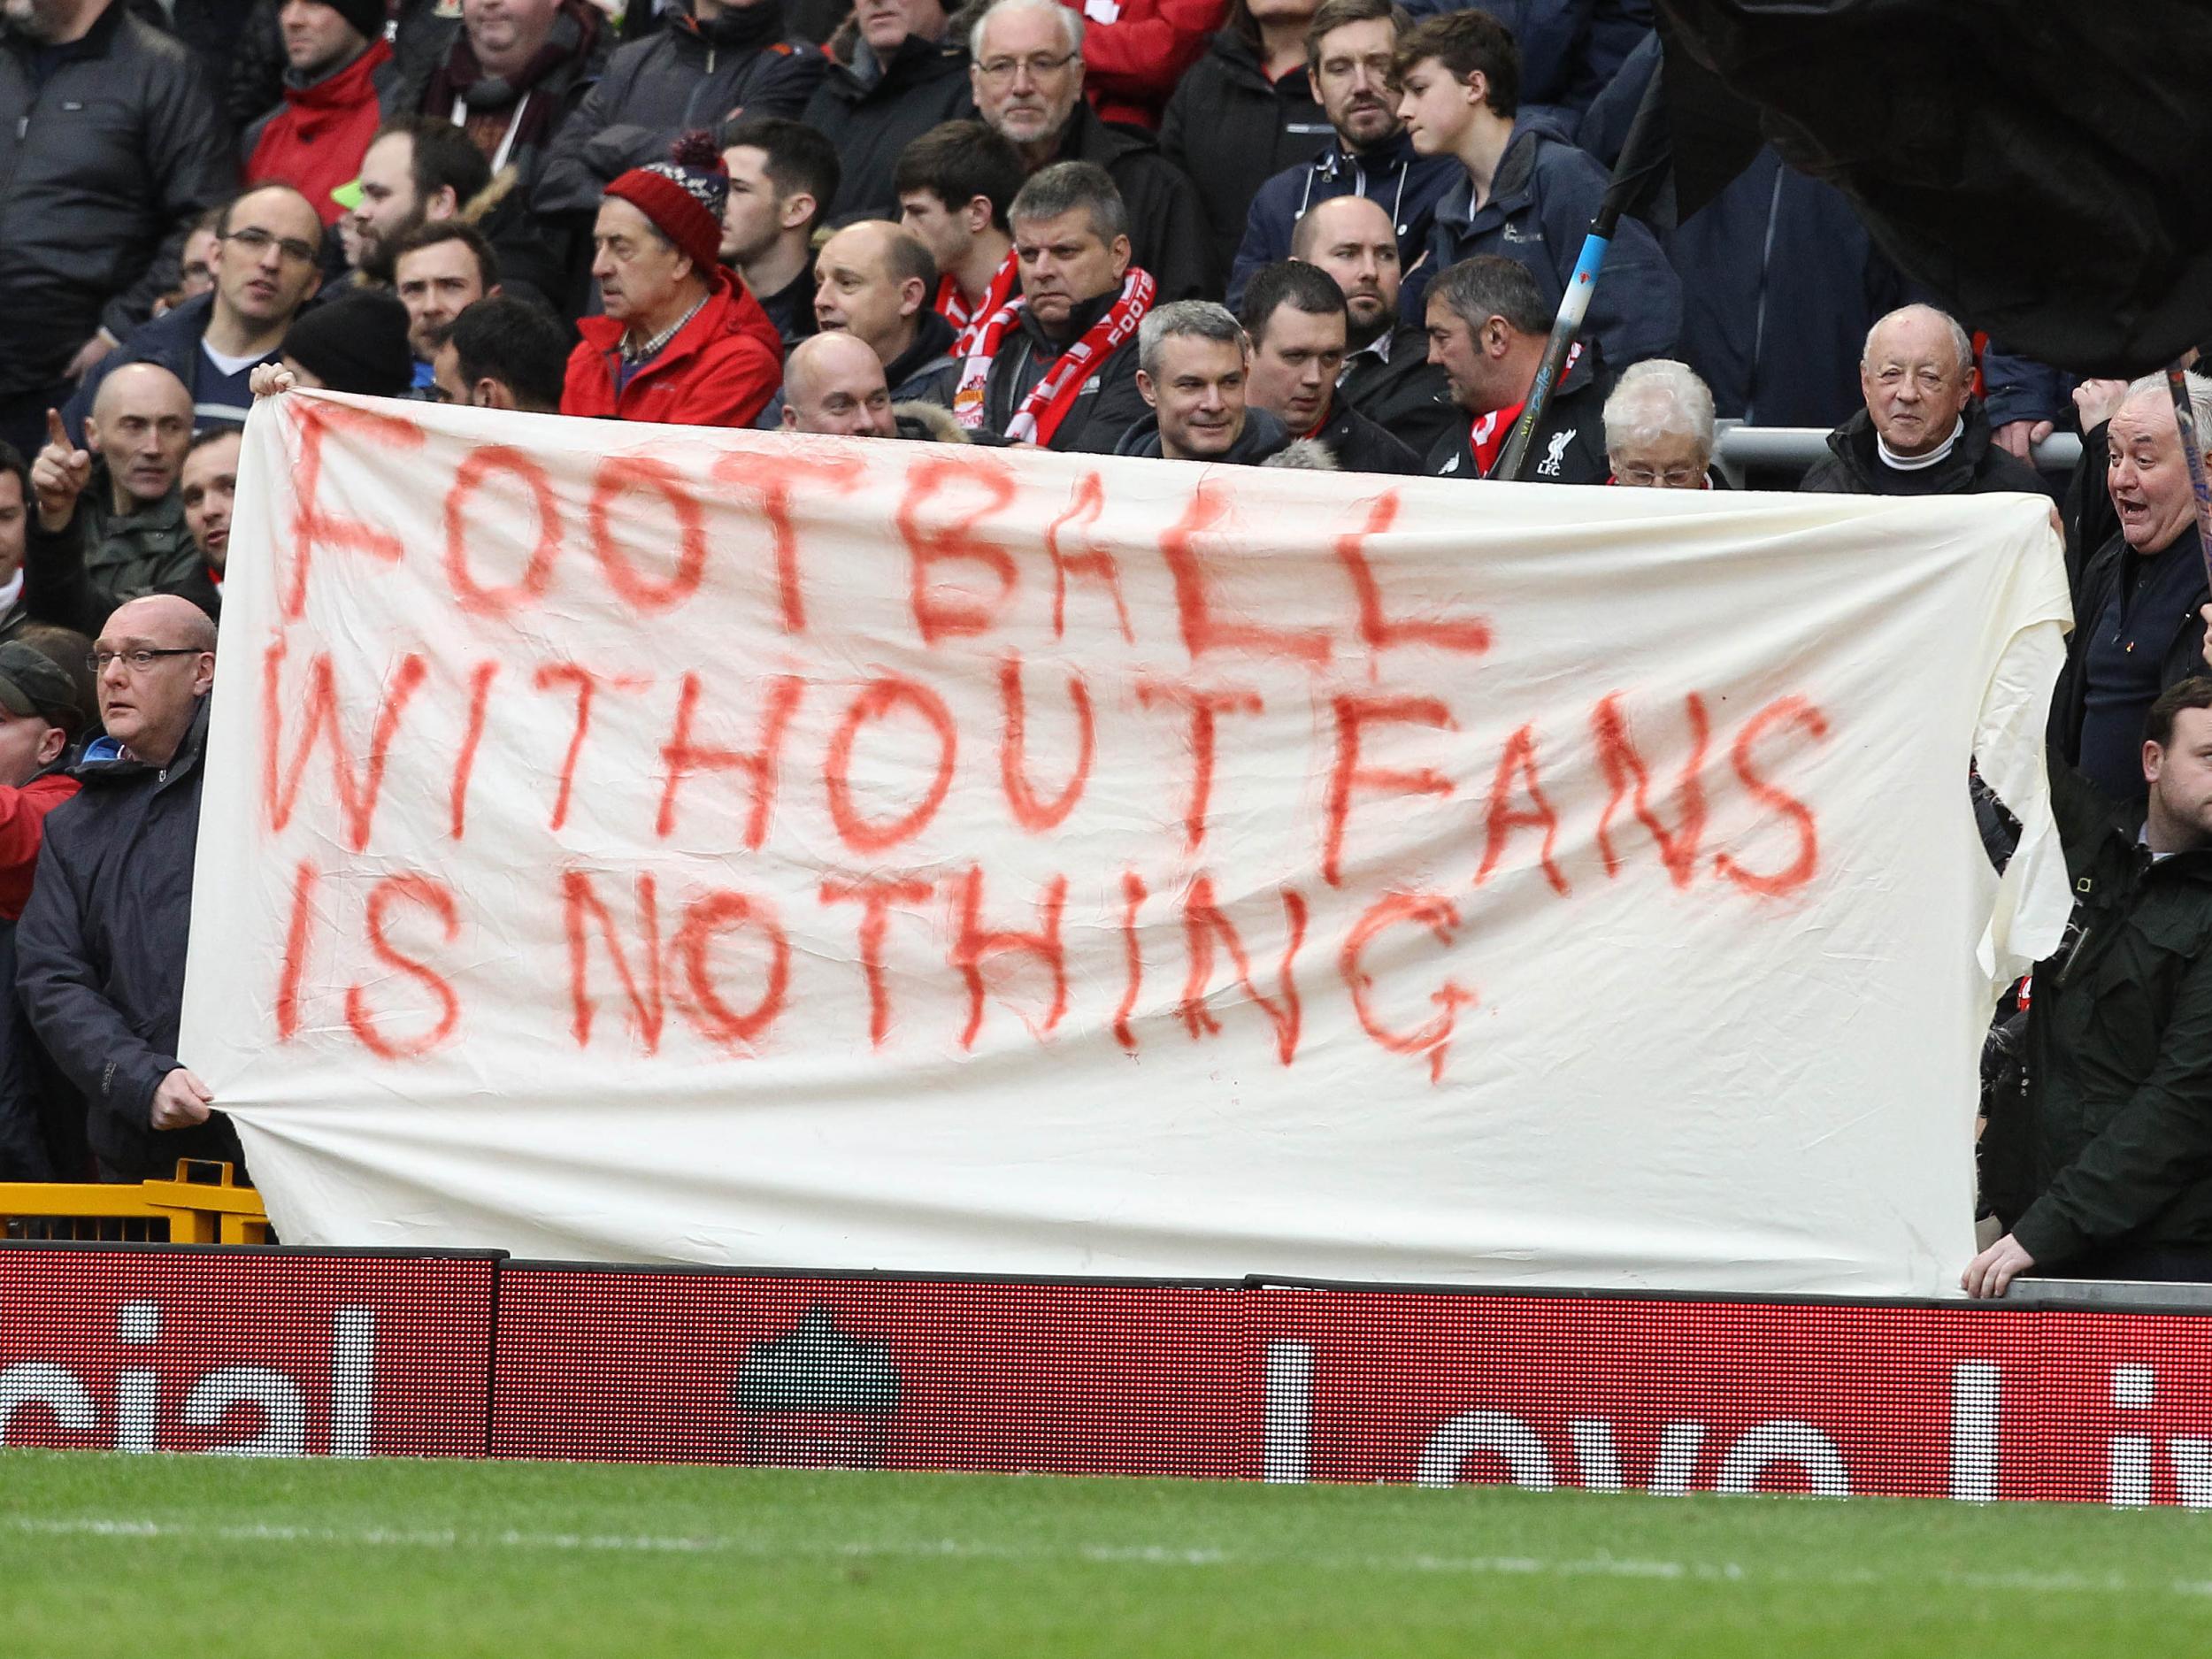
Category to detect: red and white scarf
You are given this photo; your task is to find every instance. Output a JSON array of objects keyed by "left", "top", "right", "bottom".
[
  {"left": 953, "top": 267, "right": 1156, "bottom": 444},
  {"left": 935, "top": 250, "right": 1022, "bottom": 358}
]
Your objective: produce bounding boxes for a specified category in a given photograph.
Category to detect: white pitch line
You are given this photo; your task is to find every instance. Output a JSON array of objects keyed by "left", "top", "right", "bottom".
[{"left": 2, "top": 1514, "right": 2207, "bottom": 1600}]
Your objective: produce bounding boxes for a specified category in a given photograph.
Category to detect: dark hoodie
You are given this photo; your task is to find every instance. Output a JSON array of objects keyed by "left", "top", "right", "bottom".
[
  {"left": 1113, "top": 404, "right": 1294, "bottom": 464},
  {"left": 883, "top": 307, "right": 961, "bottom": 407}
]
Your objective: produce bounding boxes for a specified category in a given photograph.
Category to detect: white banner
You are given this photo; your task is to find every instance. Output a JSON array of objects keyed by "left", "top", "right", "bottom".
[{"left": 185, "top": 393, "right": 2072, "bottom": 1294}]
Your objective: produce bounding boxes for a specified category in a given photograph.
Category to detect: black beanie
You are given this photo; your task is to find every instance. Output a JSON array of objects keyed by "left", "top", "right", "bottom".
[
  {"left": 326, "top": 0, "right": 387, "bottom": 47},
  {"left": 282, "top": 293, "right": 415, "bottom": 399}
]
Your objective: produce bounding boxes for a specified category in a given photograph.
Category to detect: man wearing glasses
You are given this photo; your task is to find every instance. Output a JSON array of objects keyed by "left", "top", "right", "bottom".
[
  {"left": 966, "top": 0, "right": 1210, "bottom": 302},
  {"left": 18, "top": 595, "right": 230, "bottom": 1180},
  {"left": 61, "top": 185, "right": 327, "bottom": 443}
]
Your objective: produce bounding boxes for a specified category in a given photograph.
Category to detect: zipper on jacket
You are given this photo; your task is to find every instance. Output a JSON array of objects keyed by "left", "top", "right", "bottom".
[{"left": 2056, "top": 922, "right": 2095, "bottom": 988}]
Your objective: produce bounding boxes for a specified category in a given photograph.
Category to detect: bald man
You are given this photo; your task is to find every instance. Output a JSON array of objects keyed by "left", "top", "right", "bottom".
[
  {"left": 811, "top": 220, "right": 962, "bottom": 407},
  {"left": 782, "top": 333, "right": 899, "bottom": 438},
  {"left": 1294, "top": 193, "right": 1455, "bottom": 457},
  {"left": 27, "top": 365, "right": 205, "bottom": 631},
  {"left": 19, "top": 593, "right": 235, "bottom": 1179}
]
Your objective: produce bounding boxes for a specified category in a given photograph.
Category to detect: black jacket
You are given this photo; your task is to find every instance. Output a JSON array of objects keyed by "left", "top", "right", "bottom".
[
  {"left": 1045, "top": 103, "right": 1213, "bottom": 303},
  {"left": 1313, "top": 396, "right": 1420, "bottom": 475},
  {"left": 25, "top": 483, "right": 218, "bottom": 636},
  {"left": 17, "top": 698, "right": 242, "bottom": 1179},
  {"left": 1228, "top": 130, "right": 1459, "bottom": 310},
  {"left": 884, "top": 308, "right": 960, "bottom": 407},
  {"left": 802, "top": 31, "right": 973, "bottom": 222},
  {"left": 1338, "top": 323, "right": 1455, "bottom": 460},
  {"left": 979, "top": 290, "right": 1150, "bottom": 454},
  {"left": 2049, "top": 527, "right": 2210, "bottom": 775},
  {"left": 1159, "top": 31, "right": 1333, "bottom": 291},
  {"left": 1984, "top": 761, "right": 2212, "bottom": 1268},
  {"left": 533, "top": 8, "right": 826, "bottom": 218},
  {"left": 1800, "top": 401, "right": 2049, "bottom": 498},
  {"left": 1112, "top": 405, "right": 1294, "bottom": 463},
  {"left": 0, "top": 4, "right": 236, "bottom": 398},
  {"left": 1422, "top": 365, "right": 1609, "bottom": 484}
]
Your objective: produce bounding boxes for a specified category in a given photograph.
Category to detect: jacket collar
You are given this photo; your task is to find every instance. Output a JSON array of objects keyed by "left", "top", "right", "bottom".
[
  {"left": 578, "top": 270, "right": 734, "bottom": 378},
  {"left": 883, "top": 307, "right": 956, "bottom": 387},
  {"left": 76, "top": 694, "right": 211, "bottom": 788},
  {"left": 1825, "top": 397, "right": 1999, "bottom": 489},
  {"left": 284, "top": 37, "right": 391, "bottom": 107},
  {"left": 1018, "top": 284, "right": 1117, "bottom": 352},
  {"left": 1437, "top": 120, "right": 1541, "bottom": 233}
]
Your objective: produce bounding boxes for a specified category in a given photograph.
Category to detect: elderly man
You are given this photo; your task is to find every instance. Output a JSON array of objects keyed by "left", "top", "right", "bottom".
[
  {"left": 956, "top": 161, "right": 1152, "bottom": 453},
  {"left": 244, "top": 0, "right": 402, "bottom": 225},
  {"left": 896, "top": 120, "right": 1025, "bottom": 355},
  {"left": 1422, "top": 254, "right": 1606, "bottom": 483},
  {"left": 64, "top": 185, "right": 327, "bottom": 444},
  {"left": 1113, "top": 301, "right": 1299, "bottom": 465},
  {"left": 1293, "top": 192, "right": 1454, "bottom": 457},
  {"left": 719, "top": 119, "right": 841, "bottom": 349},
  {"left": 1604, "top": 360, "right": 1719, "bottom": 489},
  {"left": 967, "top": 0, "right": 1210, "bottom": 301},
  {"left": 1802, "top": 303, "right": 2047, "bottom": 497},
  {"left": 0, "top": 0, "right": 232, "bottom": 460},
  {"left": 2048, "top": 373, "right": 2212, "bottom": 807},
  {"left": 1228, "top": 0, "right": 1455, "bottom": 306},
  {"left": 27, "top": 367, "right": 199, "bottom": 618},
  {"left": 563, "top": 136, "right": 784, "bottom": 426},
  {"left": 1394, "top": 9, "right": 1678, "bottom": 372},
  {"left": 431, "top": 296, "right": 569, "bottom": 413},
  {"left": 803, "top": 0, "right": 972, "bottom": 221},
  {"left": 18, "top": 594, "right": 233, "bottom": 1180},
  {"left": 811, "top": 220, "right": 959, "bottom": 406},
  {"left": 393, "top": 224, "right": 502, "bottom": 391},
  {"left": 1240, "top": 259, "right": 1417, "bottom": 474}
]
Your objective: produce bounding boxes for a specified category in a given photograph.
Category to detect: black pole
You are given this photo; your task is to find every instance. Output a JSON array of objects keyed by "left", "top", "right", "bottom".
[
  {"left": 1495, "top": 64, "right": 1671, "bottom": 482},
  {"left": 2163, "top": 364, "right": 2212, "bottom": 590}
]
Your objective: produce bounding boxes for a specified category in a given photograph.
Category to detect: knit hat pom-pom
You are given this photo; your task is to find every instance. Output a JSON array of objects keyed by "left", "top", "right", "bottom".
[{"left": 668, "top": 130, "right": 725, "bottom": 174}]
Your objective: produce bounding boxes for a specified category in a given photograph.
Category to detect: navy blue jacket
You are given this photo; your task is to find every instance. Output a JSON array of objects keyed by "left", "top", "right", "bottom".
[
  {"left": 61, "top": 292, "right": 278, "bottom": 447},
  {"left": 1402, "top": 122, "right": 1678, "bottom": 373},
  {"left": 1228, "top": 130, "right": 1458, "bottom": 310}
]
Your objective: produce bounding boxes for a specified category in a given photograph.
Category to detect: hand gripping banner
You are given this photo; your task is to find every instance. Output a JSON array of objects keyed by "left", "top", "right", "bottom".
[{"left": 185, "top": 394, "right": 2073, "bottom": 1293}]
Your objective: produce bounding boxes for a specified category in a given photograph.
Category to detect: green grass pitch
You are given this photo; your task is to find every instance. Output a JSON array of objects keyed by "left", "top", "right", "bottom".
[{"left": 4, "top": 1450, "right": 2211, "bottom": 1654}]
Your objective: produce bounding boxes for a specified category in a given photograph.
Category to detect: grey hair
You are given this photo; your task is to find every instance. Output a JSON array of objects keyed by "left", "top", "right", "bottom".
[
  {"left": 972, "top": 0, "right": 1083, "bottom": 60},
  {"left": 1138, "top": 301, "right": 1248, "bottom": 379},
  {"left": 1602, "top": 359, "right": 1715, "bottom": 458},
  {"left": 1009, "top": 160, "right": 1127, "bottom": 245},
  {"left": 2120, "top": 370, "right": 2212, "bottom": 445},
  {"left": 1861, "top": 303, "right": 1975, "bottom": 380}
]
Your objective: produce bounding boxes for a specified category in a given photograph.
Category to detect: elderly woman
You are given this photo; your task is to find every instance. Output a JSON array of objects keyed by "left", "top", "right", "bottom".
[{"left": 1602, "top": 358, "right": 1717, "bottom": 488}]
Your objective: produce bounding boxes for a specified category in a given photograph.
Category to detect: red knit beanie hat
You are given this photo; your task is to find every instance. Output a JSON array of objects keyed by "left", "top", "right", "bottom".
[{"left": 605, "top": 132, "right": 730, "bottom": 276}]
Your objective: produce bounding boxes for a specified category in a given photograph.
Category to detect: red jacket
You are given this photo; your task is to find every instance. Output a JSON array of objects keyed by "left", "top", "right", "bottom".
[
  {"left": 0, "top": 772, "right": 81, "bottom": 923},
  {"left": 1064, "top": 0, "right": 1225, "bottom": 130},
  {"left": 562, "top": 273, "right": 784, "bottom": 428},
  {"left": 245, "top": 40, "right": 396, "bottom": 226}
]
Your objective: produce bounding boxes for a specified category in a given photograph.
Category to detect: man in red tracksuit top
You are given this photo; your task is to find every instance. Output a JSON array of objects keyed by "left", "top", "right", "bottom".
[{"left": 562, "top": 133, "right": 785, "bottom": 428}]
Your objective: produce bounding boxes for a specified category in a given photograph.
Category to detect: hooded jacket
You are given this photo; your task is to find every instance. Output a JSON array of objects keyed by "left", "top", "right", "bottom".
[
  {"left": 1112, "top": 403, "right": 1294, "bottom": 463},
  {"left": 563, "top": 270, "right": 785, "bottom": 426},
  {"left": 0, "top": 3, "right": 235, "bottom": 399},
  {"left": 884, "top": 308, "right": 961, "bottom": 407},
  {"left": 533, "top": 4, "right": 826, "bottom": 219},
  {"left": 802, "top": 27, "right": 974, "bottom": 221},
  {"left": 1227, "top": 129, "right": 1458, "bottom": 310},
  {"left": 17, "top": 696, "right": 243, "bottom": 1179},
  {"left": 1982, "top": 759, "right": 2212, "bottom": 1269},
  {"left": 1799, "top": 401, "right": 2048, "bottom": 498},
  {"left": 1422, "top": 360, "right": 1609, "bottom": 484},
  {"left": 1404, "top": 120, "right": 1678, "bottom": 373},
  {"left": 244, "top": 39, "right": 403, "bottom": 227},
  {"left": 978, "top": 287, "right": 1151, "bottom": 454},
  {"left": 1043, "top": 102, "right": 1214, "bottom": 303},
  {"left": 1159, "top": 30, "right": 1333, "bottom": 289}
]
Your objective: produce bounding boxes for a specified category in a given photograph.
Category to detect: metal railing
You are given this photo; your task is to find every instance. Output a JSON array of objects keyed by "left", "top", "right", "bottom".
[
  {"left": 1710, "top": 421, "right": 2081, "bottom": 487},
  {"left": 0, "top": 1159, "right": 269, "bottom": 1244}
]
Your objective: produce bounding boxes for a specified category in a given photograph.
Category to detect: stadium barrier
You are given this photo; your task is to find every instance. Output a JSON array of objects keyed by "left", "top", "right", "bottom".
[
  {"left": 5, "top": 1244, "right": 2212, "bottom": 1506},
  {"left": 0, "top": 1162, "right": 272, "bottom": 1245},
  {"left": 1709, "top": 423, "right": 2081, "bottom": 485}
]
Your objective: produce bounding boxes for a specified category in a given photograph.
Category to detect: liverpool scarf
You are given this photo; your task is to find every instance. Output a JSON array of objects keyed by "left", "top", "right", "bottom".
[{"left": 952, "top": 268, "right": 1156, "bottom": 444}]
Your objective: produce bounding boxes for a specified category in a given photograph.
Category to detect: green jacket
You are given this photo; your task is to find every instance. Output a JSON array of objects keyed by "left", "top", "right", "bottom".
[{"left": 2001, "top": 760, "right": 2212, "bottom": 1265}]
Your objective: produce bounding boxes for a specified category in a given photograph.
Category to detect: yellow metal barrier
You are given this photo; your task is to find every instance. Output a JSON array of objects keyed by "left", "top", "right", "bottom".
[{"left": 0, "top": 1160, "right": 270, "bottom": 1244}]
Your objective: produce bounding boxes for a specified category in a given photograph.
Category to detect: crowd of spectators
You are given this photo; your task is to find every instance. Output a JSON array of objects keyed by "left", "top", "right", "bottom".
[{"left": 4, "top": 0, "right": 2211, "bottom": 1299}]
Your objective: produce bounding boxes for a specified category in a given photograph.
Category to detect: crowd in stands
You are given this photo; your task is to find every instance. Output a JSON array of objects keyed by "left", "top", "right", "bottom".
[{"left": 4, "top": 0, "right": 2212, "bottom": 1296}]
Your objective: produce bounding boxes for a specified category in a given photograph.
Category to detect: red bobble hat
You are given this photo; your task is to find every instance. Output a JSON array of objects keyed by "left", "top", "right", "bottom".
[{"left": 604, "top": 132, "right": 730, "bottom": 276}]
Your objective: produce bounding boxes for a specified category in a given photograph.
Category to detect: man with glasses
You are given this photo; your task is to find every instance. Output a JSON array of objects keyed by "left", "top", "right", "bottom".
[
  {"left": 967, "top": 0, "right": 1210, "bottom": 302},
  {"left": 61, "top": 186, "right": 327, "bottom": 444},
  {"left": 1226, "top": 0, "right": 1454, "bottom": 309},
  {"left": 19, "top": 595, "right": 235, "bottom": 1181}
]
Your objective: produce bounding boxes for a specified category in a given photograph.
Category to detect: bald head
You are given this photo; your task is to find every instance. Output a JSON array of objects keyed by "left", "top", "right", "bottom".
[
  {"left": 94, "top": 594, "right": 217, "bottom": 766},
  {"left": 812, "top": 219, "right": 937, "bottom": 364},
  {"left": 86, "top": 364, "right": 195, "bottom": 511},
  {"left": 1290, "top": 195, "right": 1402, "bottom": 342},
  {"left": 781, "top": 332, "right": 896, "bottom": 438},
  {"left": 1858, "top": 303, "right": 1976, "bottom": 458}
]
